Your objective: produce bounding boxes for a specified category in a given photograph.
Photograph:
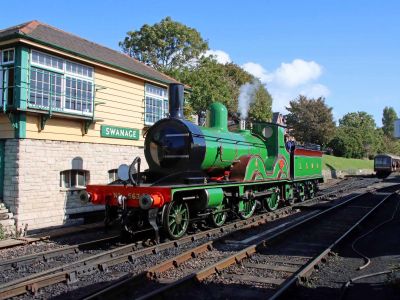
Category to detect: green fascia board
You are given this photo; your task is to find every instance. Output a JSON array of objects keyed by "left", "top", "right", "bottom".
[
  {"left": 13, "top": 45, "right": 29, "bottom": 138},
  {"left": 1, "top": 33, "right": 183, "bottom": 88}
]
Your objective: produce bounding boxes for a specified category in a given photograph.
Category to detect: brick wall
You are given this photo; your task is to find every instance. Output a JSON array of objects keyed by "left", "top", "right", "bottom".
[{"left": 3, "top": 139, "right": 147, "bottom": 231}]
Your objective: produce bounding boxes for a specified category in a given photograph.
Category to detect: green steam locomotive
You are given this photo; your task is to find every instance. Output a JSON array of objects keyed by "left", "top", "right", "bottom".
[{"left": 83, "top": 84, "right": 323, "bottom": 240}]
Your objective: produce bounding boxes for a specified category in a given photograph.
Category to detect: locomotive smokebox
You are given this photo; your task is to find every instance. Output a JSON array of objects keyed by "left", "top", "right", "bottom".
[{"left": 169, "top": 83, "right": 184, "bottom": 119}]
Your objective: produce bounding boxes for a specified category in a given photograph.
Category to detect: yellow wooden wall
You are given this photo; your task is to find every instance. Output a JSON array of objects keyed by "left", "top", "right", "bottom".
[
  {"left": 0, "top": 115, "right": 14, "bottom": 139},
  {"left": 26, "top": 66, "right": 151, "bottom": 146}
]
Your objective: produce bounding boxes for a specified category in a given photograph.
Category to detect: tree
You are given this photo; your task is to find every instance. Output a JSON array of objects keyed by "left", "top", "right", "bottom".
[
  {"left": 329, "top": 112, "right": 380, "bottom": 158},
  {"left": 175, "top": 60, "right": 273, "bottom": 122},
  {"left": 247, "top": 84, "right": 273, "bottom": 122},
  {"left": 285, "top": 96, "right": 335, "bottom": 146},
  {"left": 175, "top": 57, "right": 236, "bottom": 115},
  {"left": 376, "top": 127, "right": 400, "bottom": 155},
  {"left": 223, "top": 63, "right": 272, "bottom": 122},
  {"left": 382, "top": 106, "right": 398, "bottom": 137},
  {"left": 120, "top": 17, "right": 208, "bottom": 73}
]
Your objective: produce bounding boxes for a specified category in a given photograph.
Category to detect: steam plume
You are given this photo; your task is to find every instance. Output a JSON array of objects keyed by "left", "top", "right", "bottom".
[{"left": 238, "top": 79, "right": 260, "bottom": 119}]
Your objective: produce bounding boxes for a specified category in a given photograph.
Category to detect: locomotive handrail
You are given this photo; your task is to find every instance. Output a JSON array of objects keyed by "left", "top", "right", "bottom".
[
  {"left": 129, "top": 157, "right": 141, "bottom": 186},
  {"left": 192, "top": 133, "right": 266, "bottom": 148}
]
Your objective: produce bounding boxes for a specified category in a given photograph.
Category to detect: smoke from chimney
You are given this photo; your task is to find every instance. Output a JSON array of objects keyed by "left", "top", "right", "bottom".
[{"left": 238, "top": 79, "right": 260, "bottom": 120}]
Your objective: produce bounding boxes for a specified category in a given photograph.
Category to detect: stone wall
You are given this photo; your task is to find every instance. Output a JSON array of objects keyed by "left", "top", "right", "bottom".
[
  {"left": 3, "top": 138, "right": 147, "bottom": 231},
  {"left": 322, "top": 168, "right": 375, "bottom": 180}
]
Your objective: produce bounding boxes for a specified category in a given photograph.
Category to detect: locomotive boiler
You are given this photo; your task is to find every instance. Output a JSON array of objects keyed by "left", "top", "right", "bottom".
[{"left": 82, "top": 83, "right": 323, "bottom": 240}]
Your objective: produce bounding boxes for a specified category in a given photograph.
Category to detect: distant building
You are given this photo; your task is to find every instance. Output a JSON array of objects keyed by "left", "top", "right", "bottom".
[
  {"left": 395, "top": 119, "right": 400, "bottom": 139},
  {"left": 0, "top": 20, "right": 181, "bottom": 232},
  {"left": 272, "top": 112, "right": 286, "bottom": 126}
]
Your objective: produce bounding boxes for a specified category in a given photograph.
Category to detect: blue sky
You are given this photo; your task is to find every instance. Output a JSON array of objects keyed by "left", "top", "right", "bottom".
[{"left": 2, "top": 0, "right": 399, "bottom": 125}]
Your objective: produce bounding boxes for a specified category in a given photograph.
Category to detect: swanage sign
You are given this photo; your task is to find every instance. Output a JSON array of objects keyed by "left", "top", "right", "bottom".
[{"left": 100, "top": 125, "right": 139, "bottom": 140}]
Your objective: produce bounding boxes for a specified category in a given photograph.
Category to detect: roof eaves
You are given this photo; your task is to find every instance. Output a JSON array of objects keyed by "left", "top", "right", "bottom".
[{"left": 8, "top": 31, "right": 180, "bottom": 86}]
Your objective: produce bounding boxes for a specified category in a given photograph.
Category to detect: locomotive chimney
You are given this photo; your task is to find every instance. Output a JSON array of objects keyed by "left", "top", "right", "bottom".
[
  {"left": 168, "top": 83, "right": 184, "bottom": 119},
  {"left": 240, "top": 119, "right": 246, "bottom": 130}
]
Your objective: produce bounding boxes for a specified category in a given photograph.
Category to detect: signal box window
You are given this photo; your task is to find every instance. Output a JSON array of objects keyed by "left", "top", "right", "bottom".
[
  {"left": 145, "top": 84, "right": 168, "bottom": 125},
  {"left": 0, "top": 48, "right": 15, "bottom": 107},
  {"left": 30, "top": 50, "right": 94, "bottom": 115}
]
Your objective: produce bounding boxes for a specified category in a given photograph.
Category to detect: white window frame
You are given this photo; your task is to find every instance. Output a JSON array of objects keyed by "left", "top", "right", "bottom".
[
  {"left": 29, "top": 49, "right": 94, "bottom": 116},
  {"left": 65, "top": 60, "right": 93, "bottom": 80},
  {"left": 108, "top": 169, "right": 118, "bottom": 183},
  {"left": 0, "top": 48, "right": 15, "bottom": 107},
  {"left": 60, "top": 169, "right": 89, "bottom": 189},
  {"left": 31, "top": 50, "right": 64, "bottom": 73},
  {"left": 144, "top": 83, "right": 168, "bottom": 126},
  {"left": 0, "top": 66, "right": 4, "bottom": 106},
  {"left": 1, "top": 48, "right": 15, "bottom": 65},
  {"left": 29, "top": 67, "right": 64, "bottom": 110},
  {"left": 63, "top": 76, "right": 94, "bottom": 116}
]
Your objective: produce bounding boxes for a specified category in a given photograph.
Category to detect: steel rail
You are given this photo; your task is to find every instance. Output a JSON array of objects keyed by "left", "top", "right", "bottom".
[
  {"left": 118, "top": 187, "right": 396, "bottom": 300},
  {"left": 0, "top": 234, "right": 121, "bottom": 272},
  {"left": 0, "top": 221, "right": 106, "bottom": 250},
  {"left": 0, "top": 178, "right": 375, "bottom": 299},
  {"left": 0, "top": 204, "right": 293, "bottom": 298},
  {"left": 81, "top": 190, "right": 384, "bottom": 300},
  {"left": 269, "top": 191, "right": 394, "bottom": 300}
]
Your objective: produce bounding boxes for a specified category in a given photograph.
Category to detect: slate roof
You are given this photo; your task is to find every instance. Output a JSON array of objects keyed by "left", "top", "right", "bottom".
[{"left": 0, "top": 20, "right": 180, "bottom": 85}]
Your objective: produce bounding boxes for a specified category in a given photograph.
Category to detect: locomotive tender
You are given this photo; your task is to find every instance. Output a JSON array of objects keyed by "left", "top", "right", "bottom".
[{"left": 82, "top": 84, "right": 323, "bottom": 240}]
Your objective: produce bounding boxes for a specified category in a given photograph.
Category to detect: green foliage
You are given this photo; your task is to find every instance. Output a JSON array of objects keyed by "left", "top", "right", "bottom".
[
  {"left": 120, "top": 17, "right": 208, "bottom": 73},
  {"left": 376, "top": 128, "right": 400, "bottom": 155},
  {"left": 175, "top": 57, "right": 235, "bottom": 114},
  {"left": 285, "top": 95, "right": 335, "bottom": 146},
  {"left": 174, "top": 59, "right": 273, "bottom": 121},
  {"left": 329, "top": 112, "right": 379, "bottom": 159},
  {"left": 247, "top": 84, "right": 273, "bottom": 122},
  {"left": 120, "top": 18, "right": 272, "bottom": 122},
  {"left": 382, "top": 106, "right": 398, "bottom": 137}
]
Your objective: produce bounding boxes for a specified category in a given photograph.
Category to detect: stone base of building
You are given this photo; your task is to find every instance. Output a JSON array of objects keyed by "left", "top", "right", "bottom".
[
  {"left": 0, "top": 202, "right": 16, "bottom": 237},
  {"left": 3, "top": 139, "right": 147, "bottom": 231}
]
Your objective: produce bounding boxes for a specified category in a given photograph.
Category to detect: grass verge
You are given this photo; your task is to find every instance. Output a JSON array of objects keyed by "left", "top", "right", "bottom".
[{"left": 323, "top": 155, "right": 373, "bottom": 171}]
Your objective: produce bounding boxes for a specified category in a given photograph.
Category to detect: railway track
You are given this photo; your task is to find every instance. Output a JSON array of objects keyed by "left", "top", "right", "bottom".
[
  {"left": 0, "top": 177, "right": 380, "bottom": 299},
  {"left": 78, "top": 184, "right": 398, "bottom": 300},
  {"left": 0, "top": 221, "right": 106, "bottom": 250},
  {"left": 0, "top": 176, "right": 373, "bottom": 252},
  {"left": 0, "top": 235, "right": 121, "bottom": 280}
]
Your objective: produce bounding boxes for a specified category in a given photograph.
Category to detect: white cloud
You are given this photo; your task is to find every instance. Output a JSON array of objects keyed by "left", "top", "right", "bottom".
[
  {"left": 300, "top": 83, "right": 330, "bottom": 98},
  {"left": 242, "top": 59, "right": 329, "bottom": 113},
  {"left": 242, "top": 62, "right": 272, "bottom": 83},
  {"left": 204, "top": 50, "right": 232, "bottom": 64},
  {"left": 274, "top": 59, "right": 322, "bottom": 87}
]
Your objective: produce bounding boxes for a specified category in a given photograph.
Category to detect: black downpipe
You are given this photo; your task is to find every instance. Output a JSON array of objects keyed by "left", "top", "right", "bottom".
[{"left": 169, "top": 83, "right": 184, "bottom": 119}]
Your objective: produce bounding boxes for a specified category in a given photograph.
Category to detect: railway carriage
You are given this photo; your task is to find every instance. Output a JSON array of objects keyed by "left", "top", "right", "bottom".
[
  {"left": 374, "top": 153, "right": 400, "bottom": 178},
  {"left": 81, "top": 84, "right": 323, "bottom": 240}
]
